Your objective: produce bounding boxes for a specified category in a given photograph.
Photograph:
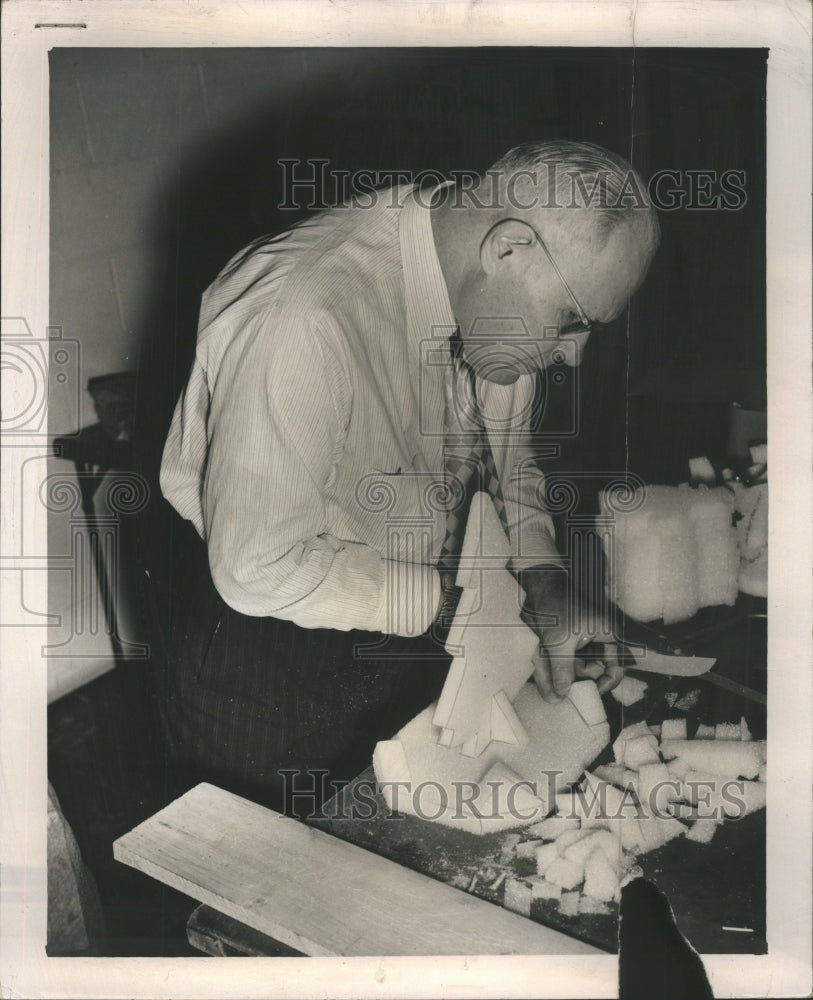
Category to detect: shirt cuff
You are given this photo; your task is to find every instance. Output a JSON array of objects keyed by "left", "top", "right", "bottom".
[
  {"left": 369, "top": 560, "right": 443, "bottom": 637},
  {"left": 505, "top": 505, "right": 563, "bottom": 573}
]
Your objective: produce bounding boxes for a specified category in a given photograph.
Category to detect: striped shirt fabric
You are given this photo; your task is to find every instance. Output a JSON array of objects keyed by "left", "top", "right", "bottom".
[{"left": 160, "top": 184, "right": 560, "bottom": 637}]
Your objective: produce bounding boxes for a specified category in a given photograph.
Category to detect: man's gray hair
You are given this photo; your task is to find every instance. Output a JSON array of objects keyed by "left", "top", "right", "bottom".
[{"left": 486, "top": 139, "right": 658, "bottom": 243}]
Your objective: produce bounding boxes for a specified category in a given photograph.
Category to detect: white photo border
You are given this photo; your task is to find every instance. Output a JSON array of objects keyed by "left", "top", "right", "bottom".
[{"left": 1, "top": 1, "right": 810, "bottom": 998}]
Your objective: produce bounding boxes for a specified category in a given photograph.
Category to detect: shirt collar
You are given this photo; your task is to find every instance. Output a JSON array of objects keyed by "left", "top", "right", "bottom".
[{"left": 399, "top": 182, "right": 457, "bottom": 345}]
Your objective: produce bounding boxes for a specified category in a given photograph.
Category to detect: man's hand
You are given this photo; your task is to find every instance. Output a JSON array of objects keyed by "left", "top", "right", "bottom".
[{"left": 515, "top": 564, "right": 626, "bottom": 703}]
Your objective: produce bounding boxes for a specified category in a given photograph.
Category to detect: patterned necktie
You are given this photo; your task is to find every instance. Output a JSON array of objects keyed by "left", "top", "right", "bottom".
[{"left": 438, "top": 336, "right": 509, "bottom": 575}]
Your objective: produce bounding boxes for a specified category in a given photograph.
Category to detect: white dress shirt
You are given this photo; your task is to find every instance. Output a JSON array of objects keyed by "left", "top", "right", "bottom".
[{"left": 160, "top": 184, "right": 561, "bottom": 636}]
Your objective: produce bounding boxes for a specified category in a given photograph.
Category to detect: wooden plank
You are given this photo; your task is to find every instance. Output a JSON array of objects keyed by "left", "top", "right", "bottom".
[{"left": 114, "top": 783, "right": 600, "bottom": 957}]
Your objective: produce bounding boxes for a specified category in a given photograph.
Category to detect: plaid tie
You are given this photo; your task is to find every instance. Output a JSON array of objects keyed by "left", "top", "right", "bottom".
[{"left": 438, "top": 338, "right": 509, "bottom": 575}]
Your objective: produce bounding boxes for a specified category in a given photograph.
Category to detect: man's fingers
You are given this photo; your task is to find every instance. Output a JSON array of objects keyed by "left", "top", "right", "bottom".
[
  {"left": 596, "top": 642, "right": 627, "bottom": 695},
  {"left": 575, "top": 659, "right": 605, "bottom": 681},
  {"left": 550, "top": 653, "right": 576, "bottom": 697},
  {"left": 531, "top": 645, "right": 563, "bottom": 704}
]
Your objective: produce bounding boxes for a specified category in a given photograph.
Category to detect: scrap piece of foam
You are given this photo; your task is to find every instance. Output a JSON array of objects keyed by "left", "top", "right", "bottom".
[
  {"left": 610, "top": 676, "right": 649, "bottom": 706},
  {"left": 694, "top": 723, "right": 716, "bottom": 739},
  {"left": 660, "top": 718, "right": 688, "bottom": 741},
  {"left": 503, "top": 877, "right": 532, "bottom": 917},
  {"left": 530, "top": 878, "right": 561, "bottom": 902},
  {"left": 515, "top": 838, "right": 543, "bottom": 860},
  {"left": 583, "top": 849, "right": 622, "bottom": 902},
  {"left": 731, "top": 780, "right": 766, "bottom": 816},
  {"left": 689, "top": 456, "right": 717, "bottom": 485},
  {"left": 715, "top": 722, "right": 742, "bottom": 741},
  {"left": 659, "top": 739, "right": 762, "bottom": 779},
  {"left": 579, "top": 893, "right": 612, "bottom": 915},
  {"left": 554, "top": 828, "right": 590, "bottom": 855},
  {"left": 623, "top": 735, "right": 662, "bottom": 770},
  {"left": 528, "top": 815, "right": 580, "bottom": 841},
  {"left": 686, "top": 819, "right": 719, "bottom": 844},
  {"left": 636, "top": 763, "right": 673, "bottom": 815},
  {"left": 545, "top": 857, "right": 585, "bottom": 891},
  {"left": 499, "top": 833, "right": 521, "bottom": 861},
  {"left": 567, "top": 681, "right": 608, "bottom": 727},
  {"left": 613, "top": 722, "right": 658, "bottom": 765},
  {"left": 535, "top": 842, "right": 560, "bottom": 874},
  {"left": 594, "top": 764, "right": 639, "bottom": 790},
  {"left": 638, "top": 815, "right": 686, "bottom": 853},
  {"left": 559, "top": 891, "right": 581, "bottom": 917}
]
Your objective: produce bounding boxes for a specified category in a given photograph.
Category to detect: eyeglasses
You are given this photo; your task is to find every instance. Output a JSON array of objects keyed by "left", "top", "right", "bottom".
[{"left": 504, "top": 218, "right": 593, "bottom": 336}]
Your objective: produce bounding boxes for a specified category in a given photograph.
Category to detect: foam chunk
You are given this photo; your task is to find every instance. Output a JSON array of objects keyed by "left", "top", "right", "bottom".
[
  {"left": 623, "top": 735, "right": 662, "bottom": 770},
  {"left": 545, "top": 857, "right": 585, "bottom": 890},
  {"left": 636, "top": 763, "right": 674, "bottom": 816},
  {"left": 610, "top": 676, "right": 649, "bottom": 706},
  {"left": 737, "top": 781, "right": 767, "bottom": 816},
  {"left": 686, "top": 819, "right": 719, "bottom": 844},
  {"left": 694, "top": 723, "right": 716, "bottom": 740},
  {"left": 565, "top": 830, "right": 621, "bottom": 871},
  {"left": 579, "top": 894, "right": 611, "bottom": 915},
  {"left": 661, "top": 718, "right": 688, "bottom": 741},
  {"left": 638, "top": 815, "right": 686, "bottom": 853},
  {"left": 529, "top": 878, "right": 561, "bottom": 902},
  {"left": 689, "top": 456, "right": 717, "bottom": 485},
  {"left": 583, "top": 849, "right": 621, "bottom": 902},
  {"left": 594, "top": 764, "right": 639, "bottom": 790},
  {"left": 715, "top": 722, "right": 742, "bottom": 741},
  {"left": 554, "top": 828, "right": 590, "bottom": 855},
  {"left": 498, "top": 833, "right": 521, "bottom": 861},
  {"left": 559, "top": 891, "right": 580, "bottom": 917},
  {"left": 666, "top": 757, "right": 692, "bottom": 782},
  {"left": 567, "top": 681, "right": 608, "bottom": 727},
  {"left": 515, "top": 838, "right": 543, "bottom": 859},
  {"left": 659, "top": 739, "right": 762, "bottom": 779},
  {"left": 613, "top": 722, "right": 657, "bottom": 762},
  {"left": 535, "top": 842, "right": 560, "bottom": 874},
  {"left": 600, "top": 484, "right": 738, "bottom": 624},
  {"left": 527, "top": 816, "right": 580, "bottom": 841},
  {"left": 503, "top": 877, "right": 532, "bottom": 917}
]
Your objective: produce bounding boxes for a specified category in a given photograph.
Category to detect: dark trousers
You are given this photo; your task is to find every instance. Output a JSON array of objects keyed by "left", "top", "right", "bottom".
[{"left": 146, "top": 515, "right": 450, "bottom": 815}]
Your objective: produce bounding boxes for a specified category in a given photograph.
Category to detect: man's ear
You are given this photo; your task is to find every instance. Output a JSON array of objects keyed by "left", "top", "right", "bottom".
[{"left": 479, "top": 219, "right": 534, "bottom": 275}]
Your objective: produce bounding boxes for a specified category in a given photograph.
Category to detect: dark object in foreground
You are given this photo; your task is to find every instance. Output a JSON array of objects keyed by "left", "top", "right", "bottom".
[{"left": 619, "top": 877, "right": 714, "bottom": 1000}]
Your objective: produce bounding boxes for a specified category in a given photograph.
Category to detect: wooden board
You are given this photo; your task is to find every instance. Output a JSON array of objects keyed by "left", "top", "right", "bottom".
[{"left": 113, "top": 782, "right": 601, "bottom": 957}]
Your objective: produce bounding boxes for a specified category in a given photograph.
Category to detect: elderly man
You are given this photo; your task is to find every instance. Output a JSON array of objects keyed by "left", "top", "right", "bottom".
[{"left": 158, "top": 140, "right": 659, "bottom": 811}]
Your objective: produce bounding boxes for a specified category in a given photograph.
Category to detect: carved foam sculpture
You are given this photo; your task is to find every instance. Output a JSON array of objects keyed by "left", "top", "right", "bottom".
[{"left": 373, "top": 492, "right": 611, "bottom": 835}]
